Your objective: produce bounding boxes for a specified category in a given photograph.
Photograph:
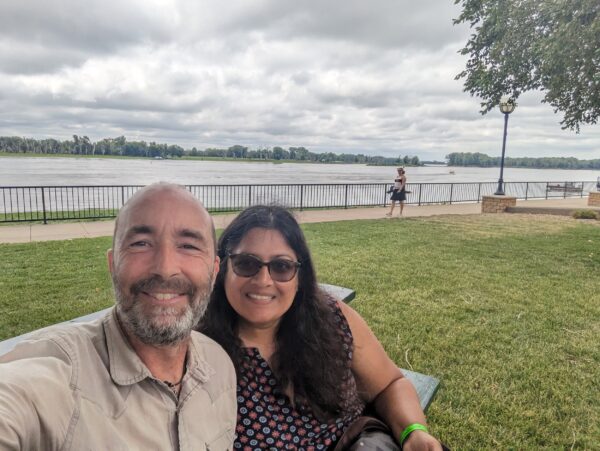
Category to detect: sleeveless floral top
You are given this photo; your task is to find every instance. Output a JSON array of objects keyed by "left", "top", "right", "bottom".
[{"left": 234, "top": 300, "right": 364, "bottom": 450}]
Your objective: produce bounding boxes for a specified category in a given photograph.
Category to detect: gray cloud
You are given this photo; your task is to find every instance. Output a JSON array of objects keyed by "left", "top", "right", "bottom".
[
  {"left": 0, "top": 0, "right": 175, "bottom": 73},
  {"left": 184, "top": 0, "right": 468, "bottom": 49},
  {"left": 0, "top": 0, "right": 597, "bottom": 160}
]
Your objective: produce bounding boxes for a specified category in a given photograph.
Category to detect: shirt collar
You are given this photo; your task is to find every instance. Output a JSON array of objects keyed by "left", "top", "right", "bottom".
[
  {"left": 103, "top": 307, "right": 216, "bottom": 386},
  {"left": 186, "top": 333, "right": 216, "bottom": 384},
  {"left": 104, "top": 307, "right": 150, "bottom": 386}
]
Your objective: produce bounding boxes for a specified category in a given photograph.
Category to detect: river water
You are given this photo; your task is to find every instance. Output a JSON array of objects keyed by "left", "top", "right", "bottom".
[{"left": 0, "top": 156, "right": 598, "bottom": 186}]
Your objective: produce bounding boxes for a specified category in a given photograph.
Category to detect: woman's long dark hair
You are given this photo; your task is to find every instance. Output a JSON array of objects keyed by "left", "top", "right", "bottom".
[{"left": 198, "top": 205, "right": 352, "bottom": 419}]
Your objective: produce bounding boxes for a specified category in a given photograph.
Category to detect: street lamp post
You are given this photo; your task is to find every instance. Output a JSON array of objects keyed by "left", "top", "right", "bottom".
[{"left": 495, "top": 96, "right": 516, "bottom": 195}]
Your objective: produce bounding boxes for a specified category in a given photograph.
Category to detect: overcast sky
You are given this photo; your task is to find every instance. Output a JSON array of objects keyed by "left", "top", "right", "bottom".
[{"left": 0, "top": 0, "right": 598, "bottom": 160}]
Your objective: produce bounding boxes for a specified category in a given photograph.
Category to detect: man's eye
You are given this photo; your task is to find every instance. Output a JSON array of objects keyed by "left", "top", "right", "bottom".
[
  {"left": 181, "top": 243, "right": 200, "bottom": 250},
  {"left": 130, "top": 241, "right": 149, "bottom": 247}
]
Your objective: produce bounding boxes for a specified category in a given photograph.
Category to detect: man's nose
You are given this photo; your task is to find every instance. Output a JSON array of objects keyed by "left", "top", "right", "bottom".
[{"left": 152, "top": 244, "right": 180, "bottom": 278}]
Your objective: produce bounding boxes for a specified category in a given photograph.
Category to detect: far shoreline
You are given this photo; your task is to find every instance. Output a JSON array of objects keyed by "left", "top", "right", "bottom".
[
  {"left": 0, "top": 152, "right": 426, "bottom": 167},
  {"left": 3, "top": 152, "right": 599, "bottom": 172}
]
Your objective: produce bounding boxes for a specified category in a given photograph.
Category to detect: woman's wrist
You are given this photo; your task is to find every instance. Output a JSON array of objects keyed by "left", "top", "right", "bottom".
[{"left": 399, "top": 423, "right": 429, "bottom": 447}]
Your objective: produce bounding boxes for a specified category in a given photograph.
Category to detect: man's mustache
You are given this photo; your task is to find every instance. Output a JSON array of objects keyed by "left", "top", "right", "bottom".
[{"left": 130, "top": 275, "right": 196, "bottom": 298}]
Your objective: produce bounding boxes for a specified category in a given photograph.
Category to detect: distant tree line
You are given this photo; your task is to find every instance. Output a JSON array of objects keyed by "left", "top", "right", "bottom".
[
  {"left": 0, "top": 135, "right": 185, "bottom": 158},
  {"left": 0, "top": 135, "right": 422, "bottom": 165},
  {"left": 189, "top": 144, "right": 421, "bottom": 165},
  {"left": 446, "top": 152, "right": 600, "bottom": 169}
]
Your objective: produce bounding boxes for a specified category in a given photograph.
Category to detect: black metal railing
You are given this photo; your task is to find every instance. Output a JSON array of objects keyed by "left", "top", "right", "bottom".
[{"left": 0, "top": 181, "right": 594, "bottom": 224}]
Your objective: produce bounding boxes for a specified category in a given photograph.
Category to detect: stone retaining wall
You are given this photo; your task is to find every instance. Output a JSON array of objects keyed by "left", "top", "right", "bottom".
[
  {"left": 481, "top": 195, "right": 517, "bottom": 213},
  {"left": 588, "top": 192, "right": 600, "bottom": 207}
]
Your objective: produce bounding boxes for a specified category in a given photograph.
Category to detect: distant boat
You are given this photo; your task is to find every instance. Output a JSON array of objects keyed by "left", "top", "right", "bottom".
[
  {"left": 154, "top": 156, "right": 164, "bottom": 160},
  {"left": 449, "top": 170, "right": 455, "bottom": 174}
]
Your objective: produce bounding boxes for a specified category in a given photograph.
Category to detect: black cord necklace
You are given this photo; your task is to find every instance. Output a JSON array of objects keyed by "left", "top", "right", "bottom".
[
  {"left": 162, "top": 355, "right": 188, "bottom": 392},
  {"left": 163, "top": 374, "right": 185, "bottom": 389}
]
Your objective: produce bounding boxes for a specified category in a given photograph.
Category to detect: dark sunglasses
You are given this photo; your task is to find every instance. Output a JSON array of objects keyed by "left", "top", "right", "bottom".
[{"left": 228, "top": 253, "right": 301, "bottom": 282}]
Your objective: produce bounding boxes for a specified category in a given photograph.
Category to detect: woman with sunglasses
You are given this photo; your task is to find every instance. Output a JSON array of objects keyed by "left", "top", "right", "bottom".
[{"left": 199, "top": 205, "right": 441, "bottom": 451}]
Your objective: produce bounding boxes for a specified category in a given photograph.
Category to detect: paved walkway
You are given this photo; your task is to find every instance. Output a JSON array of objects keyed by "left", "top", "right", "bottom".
[{"left": 0, "top": 198, "right": 591, "bottom": 244}]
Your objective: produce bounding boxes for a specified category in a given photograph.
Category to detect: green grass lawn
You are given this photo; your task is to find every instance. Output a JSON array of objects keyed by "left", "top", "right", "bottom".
[
  {"left": 1, "top": 214, "right": 599, "bottom": 449},
  {"left": 0, "top": 208, "right": 237, "bottom": 226}
]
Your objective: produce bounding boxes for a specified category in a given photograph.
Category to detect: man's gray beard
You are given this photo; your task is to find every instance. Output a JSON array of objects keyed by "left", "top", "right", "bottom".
[{"left": 113, "top": 275, "right": 211, "bottom": 347}]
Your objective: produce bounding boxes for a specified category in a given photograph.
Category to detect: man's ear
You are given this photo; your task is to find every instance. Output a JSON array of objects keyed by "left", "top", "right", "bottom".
[{"left": 107, "top": 249, "right": 114, "bottom": 275}]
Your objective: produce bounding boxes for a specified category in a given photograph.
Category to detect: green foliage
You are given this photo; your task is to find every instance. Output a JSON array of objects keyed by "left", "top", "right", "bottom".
[
  {"left": 572, "top": 209, "right": 599, "bottom": 219},
  {"left": 1, "top": 215, "right": 599, "bottom": 448},
  {"left": 0, "top": 237, "right": 115, "bottom": 339},
  {"left": 446, "top": 151, "right": 600, "bottom": 169},
  {"left": 0, "top": 135, "right": 185, "bottom": 158},
  {"left": 454, "top": 0, "right": 600, "bottom": 131},
  {"left": 0, "top": 136, "right": 424, "bottom": 166}
]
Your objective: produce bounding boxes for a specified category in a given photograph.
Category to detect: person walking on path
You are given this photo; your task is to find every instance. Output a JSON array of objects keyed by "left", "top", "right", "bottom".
[
  {"left": 0, "top": 183, "right": 237, "bottom": 450},
  {"left": 386, "top": 167, "right": 407, "bottom": 217}
]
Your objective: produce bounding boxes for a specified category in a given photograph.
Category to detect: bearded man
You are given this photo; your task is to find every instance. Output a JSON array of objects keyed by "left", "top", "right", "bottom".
[{"left": 0, "top": 183, "right": 236, "bottom": 450}]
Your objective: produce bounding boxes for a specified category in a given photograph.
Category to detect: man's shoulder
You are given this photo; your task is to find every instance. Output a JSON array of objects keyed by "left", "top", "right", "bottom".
[
  {"left": 190, "top": 330, "right": 230, "bottom": 356},
  {"left": 0, "top": 316, "right": 112, "bottom": 450},
  {"left": 188, "top": 331, "right": 236, "bottom": 408},
  {"left": 190, "top": 331, "right": 235, "bottom": 373},
  {"left": 0, "top": 326, "right": 83, "bottom": 395},
  {"left": 0, "top": 311, "right": 110, "bottom": 365}
]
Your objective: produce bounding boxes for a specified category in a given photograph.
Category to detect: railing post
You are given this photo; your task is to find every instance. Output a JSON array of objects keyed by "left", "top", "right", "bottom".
[
  {"left": 418, "top": 183, "right": 422, "bottom": 206},
  {"left": 545, "top": 182, "right": 549, "bottom": 199},
  {"left": 344, "top": 185, "right": 349, "bottom": 209},
  {"left": 449, "top": 183, "right": 454, "bottom": 204},
  {"left": 248, "top": 185, "right": 252, "bottom": 207},
  {"left": 120, "top": 186, "right": 125, "bottom": 208},
  {"left": 525, "top": 182, "right": 529, "bottom": 200},
  {"left": 564, "top": 181, "right": 567, "bottom": 199},
  {"left": 477, "top": 183, "right": 482, "bottom": 203},
  {"left": 300, "top": 185, "right": 304, "bottom": 211},
  {"left": 41, "top": 187, "right": 47, "bottom": 224}
]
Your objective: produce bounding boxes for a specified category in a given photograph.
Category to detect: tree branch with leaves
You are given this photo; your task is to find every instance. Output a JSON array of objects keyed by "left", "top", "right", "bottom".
[{"left": 454, "top": 0, "right": 600, "bottom": 132}]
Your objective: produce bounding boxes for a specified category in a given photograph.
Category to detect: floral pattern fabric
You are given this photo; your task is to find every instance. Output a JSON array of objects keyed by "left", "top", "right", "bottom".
[{"left": 234, "top": 301, "right": 364, "bottom": 450}]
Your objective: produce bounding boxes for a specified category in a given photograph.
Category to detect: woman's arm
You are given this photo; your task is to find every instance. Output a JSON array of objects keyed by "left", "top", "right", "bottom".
[{"left": 338, "top": 301, "right": 441, "bottom": 450}]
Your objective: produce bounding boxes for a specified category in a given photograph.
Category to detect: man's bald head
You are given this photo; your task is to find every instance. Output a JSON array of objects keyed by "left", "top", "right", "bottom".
[
  {"left": 108, "top": 182, "right": 219, "bottom": 346},
  {"left": 112, "top": 182, "right": 216, "bottom": 254}
]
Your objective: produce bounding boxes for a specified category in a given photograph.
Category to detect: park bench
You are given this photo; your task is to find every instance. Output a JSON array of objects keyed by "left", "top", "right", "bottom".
[
  {"left": 0, "top": 283, "right": 440, "bottom": 412},
  {"left": 546, "top": 182, "right": 583, "bottom": 193}
]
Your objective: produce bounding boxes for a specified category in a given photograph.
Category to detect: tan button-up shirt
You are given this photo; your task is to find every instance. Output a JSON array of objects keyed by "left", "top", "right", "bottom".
[{"left": 0, "top": 308, "right": 237, "bottom": 450}]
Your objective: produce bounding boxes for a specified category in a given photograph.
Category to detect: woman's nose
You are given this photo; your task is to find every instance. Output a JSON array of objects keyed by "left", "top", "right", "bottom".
[{"left": 252, "top": 264, "right": 273, "bottom": 284}]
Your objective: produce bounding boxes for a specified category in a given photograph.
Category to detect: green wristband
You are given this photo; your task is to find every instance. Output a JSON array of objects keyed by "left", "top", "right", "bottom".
[{"left": 399, "top": 423, "right": 428, "bottom": 445}]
